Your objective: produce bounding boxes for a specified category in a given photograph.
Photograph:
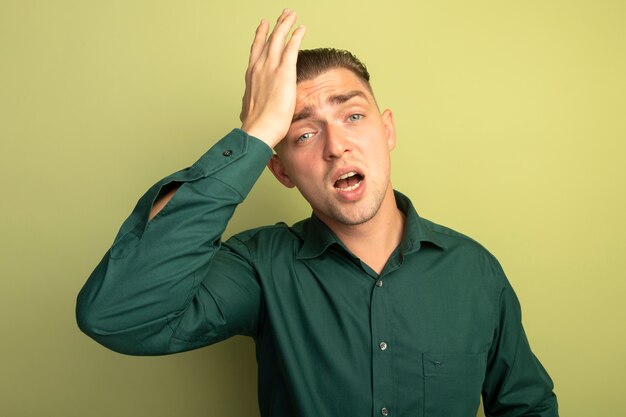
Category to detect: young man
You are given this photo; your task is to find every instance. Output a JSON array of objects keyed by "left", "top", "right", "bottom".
[{"left": 77, "top": 9, "right": 558, "bottom": 417}]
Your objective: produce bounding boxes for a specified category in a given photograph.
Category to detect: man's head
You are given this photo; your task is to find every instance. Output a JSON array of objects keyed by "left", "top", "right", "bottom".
[
  {"left": 268, "top": 49, "right": 397, "bottom": 230},
  {"left": 296, "top": 48, "right": 373, "bottom": 94}
]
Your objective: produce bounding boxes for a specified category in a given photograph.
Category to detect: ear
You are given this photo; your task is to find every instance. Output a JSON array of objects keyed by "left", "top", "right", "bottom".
[
  {"left": 381, "top": 109, "right": 396, "bottom": 151},
  {"left": 267, "top": 154, "right": 296, "bottom": 188}
]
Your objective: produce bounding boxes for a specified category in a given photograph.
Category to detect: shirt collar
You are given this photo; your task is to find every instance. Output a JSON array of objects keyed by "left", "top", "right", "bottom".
[
  {"left": 395, "top": 190, "right": 448, "bottom": 254},
  {"left": 295, "top": 190, "right": 447, "bottom": 260},
  {"left": 293, "top": 214, "right": 339, "bottom": 260}
]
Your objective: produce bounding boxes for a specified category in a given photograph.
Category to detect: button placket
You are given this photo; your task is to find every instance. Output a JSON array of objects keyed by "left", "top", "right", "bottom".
[{"left": 371, "top": 273, "right": 393, "bottom": 417}]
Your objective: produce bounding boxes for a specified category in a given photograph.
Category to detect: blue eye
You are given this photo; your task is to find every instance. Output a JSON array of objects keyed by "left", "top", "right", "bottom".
[
  {"left": 297, "top": 132, "right": 314, "bottom": 142},
  {"left": 348, "top": 114, "right": 364, "bottom": 122}
]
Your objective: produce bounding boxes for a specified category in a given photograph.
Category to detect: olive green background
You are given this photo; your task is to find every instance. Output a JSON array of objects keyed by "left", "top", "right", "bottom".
[{"left": 1, "top": 1, "right": 624, "bottom": 416}]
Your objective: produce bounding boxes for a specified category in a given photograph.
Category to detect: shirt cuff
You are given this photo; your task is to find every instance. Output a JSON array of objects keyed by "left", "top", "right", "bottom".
[
  {"left": 190, "top": 128, "right": 273, "bottom": 198},
  {"left": 110, "top": 129, "right": 273, "bottom": 253}
]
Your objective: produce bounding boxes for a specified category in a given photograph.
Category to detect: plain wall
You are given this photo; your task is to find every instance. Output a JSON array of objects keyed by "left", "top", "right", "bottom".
[{"left": 1, "top": 1, "right": 624, "bottom": 416}]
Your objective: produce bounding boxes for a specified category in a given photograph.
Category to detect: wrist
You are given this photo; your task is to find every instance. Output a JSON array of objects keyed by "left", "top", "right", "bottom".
[{"left": 241, "top": 123, "right": 283, "bottom": 148}]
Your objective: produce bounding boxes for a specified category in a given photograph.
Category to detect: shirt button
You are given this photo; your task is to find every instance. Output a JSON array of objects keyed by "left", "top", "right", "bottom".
[
  {"left": 375, "top": 279, "right": 383, "bottom": 287},
  {"left": 381, "top": 407, "right": 389, "bottom": 416},
  {"left": 222, "top": 149, "right": 233, "bottom": 157},
  {"left": 379, "top": 341, "right": 388, "bottom": 351}
]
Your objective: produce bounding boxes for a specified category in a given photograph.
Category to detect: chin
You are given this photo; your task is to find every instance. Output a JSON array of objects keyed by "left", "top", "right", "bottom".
[{"left": 325, "top": 200, "right": 382, "bottom": 226}]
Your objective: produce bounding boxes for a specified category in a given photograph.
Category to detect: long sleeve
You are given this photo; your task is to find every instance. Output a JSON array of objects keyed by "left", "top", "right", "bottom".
[
  {"left": 76, "top": 129, "right": 273, "bottom": 355},
  {"left": 482, "top": 277, "right": 559, "bottom": 416}
]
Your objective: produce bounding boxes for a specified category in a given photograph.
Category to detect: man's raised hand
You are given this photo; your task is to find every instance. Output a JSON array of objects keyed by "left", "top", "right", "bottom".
[{"left": 240, "top": 9, "right": 306, "bottom": 148}]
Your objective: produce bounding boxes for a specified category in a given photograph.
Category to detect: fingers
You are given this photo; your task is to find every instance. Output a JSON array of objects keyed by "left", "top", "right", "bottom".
[
  {"left": 246, "top": 9, "right": 301, "bottom": 81},
  {"left": 265, "top": 10, "right": 298, "bottom": 59},
  {"left": 282, "top": 24, "right": 306, "bottom": 66},
  {"left": 247, "top": 9, "right": 301, "bottom": 66},
  {"left": 239, "top": 10, "right": 306, "bottom": 145},
  {"left": 248, "top": 20, "right": 269, "bottom": 68}
]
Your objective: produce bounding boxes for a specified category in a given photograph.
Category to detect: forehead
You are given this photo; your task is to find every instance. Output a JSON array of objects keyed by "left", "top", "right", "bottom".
[{"left": 295, "top": 68, "right": 374, "bottom": 107}]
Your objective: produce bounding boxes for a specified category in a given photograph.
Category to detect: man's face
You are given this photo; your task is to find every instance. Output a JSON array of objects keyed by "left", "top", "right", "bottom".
[{"left": 268, "top": 67, "right": 396, "bottom": 229}]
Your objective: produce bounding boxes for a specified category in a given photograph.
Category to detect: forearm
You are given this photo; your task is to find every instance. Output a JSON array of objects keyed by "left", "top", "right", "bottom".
[
  {"left": 149, "top": 182, "right": 181, "bottom": 222},
  {"left": 76, "top": 129, "right": 271, "bottom": 354}
]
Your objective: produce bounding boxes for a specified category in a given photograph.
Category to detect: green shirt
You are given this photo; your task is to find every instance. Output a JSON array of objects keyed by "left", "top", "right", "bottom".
[{"left": 77, "top": 129, "right": 558, "bottom": 417}]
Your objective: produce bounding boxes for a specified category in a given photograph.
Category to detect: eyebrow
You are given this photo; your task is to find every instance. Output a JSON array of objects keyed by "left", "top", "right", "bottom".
[
  {"left": 291, "top": 90, "right": 369, "bottom": 123},
  {"left": 329, "top": 90, "right": 368, "bottom": 105}
]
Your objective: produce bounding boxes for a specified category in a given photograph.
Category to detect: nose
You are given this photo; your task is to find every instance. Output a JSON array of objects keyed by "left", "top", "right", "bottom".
[{"left": 323, "top": 124, "right": 351, "bottom": 159}]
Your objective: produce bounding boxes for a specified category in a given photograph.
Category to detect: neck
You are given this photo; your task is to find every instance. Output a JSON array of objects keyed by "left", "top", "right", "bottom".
[{"left": 321, "top": 187, "right": 405, "bottom": 274}]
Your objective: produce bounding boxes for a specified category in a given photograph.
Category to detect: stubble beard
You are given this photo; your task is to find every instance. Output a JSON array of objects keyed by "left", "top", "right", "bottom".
[{"left": 318, "top": 180, "right": 390, "bottom": 227}]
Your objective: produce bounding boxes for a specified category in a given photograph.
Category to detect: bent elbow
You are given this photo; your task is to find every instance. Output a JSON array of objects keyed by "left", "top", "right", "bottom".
[
  {"left": 75, "top": 296, "right": 141, "bottom": 355},
  {"left": 75, "top": 299, "right": 103, "bottom": 340}
]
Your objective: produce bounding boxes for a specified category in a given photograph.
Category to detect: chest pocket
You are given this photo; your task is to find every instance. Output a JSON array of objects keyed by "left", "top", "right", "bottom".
[{"left": 423, "top": 352, "right": 486, "bottom": 417}]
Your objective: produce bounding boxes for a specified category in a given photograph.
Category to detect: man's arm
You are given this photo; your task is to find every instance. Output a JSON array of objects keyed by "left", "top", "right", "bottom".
[
  {"left": 76, "top": 129, "right": 270, "bottom": 354},
  {"left": 147, "top": 10, "right": 305, "bottom": 222},
  {"left": 482, "top": 273, "right": 558, "bottom": 416},
  {"left": 76, "top": 10, "right": 305, "bottom": 355}
]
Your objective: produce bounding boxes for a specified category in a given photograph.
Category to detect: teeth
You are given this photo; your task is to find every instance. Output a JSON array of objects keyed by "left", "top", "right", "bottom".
[
  {"left": 336, "top": 178, "right": 362, "bottom": 191},
  {"left": 338, "top": 171, "right": 358, "bottom": 180}
]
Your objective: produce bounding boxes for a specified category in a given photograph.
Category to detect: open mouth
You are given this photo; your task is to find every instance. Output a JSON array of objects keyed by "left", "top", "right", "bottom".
[{"left": 334, "top": 171, "right": 364, "bottom": 191}]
